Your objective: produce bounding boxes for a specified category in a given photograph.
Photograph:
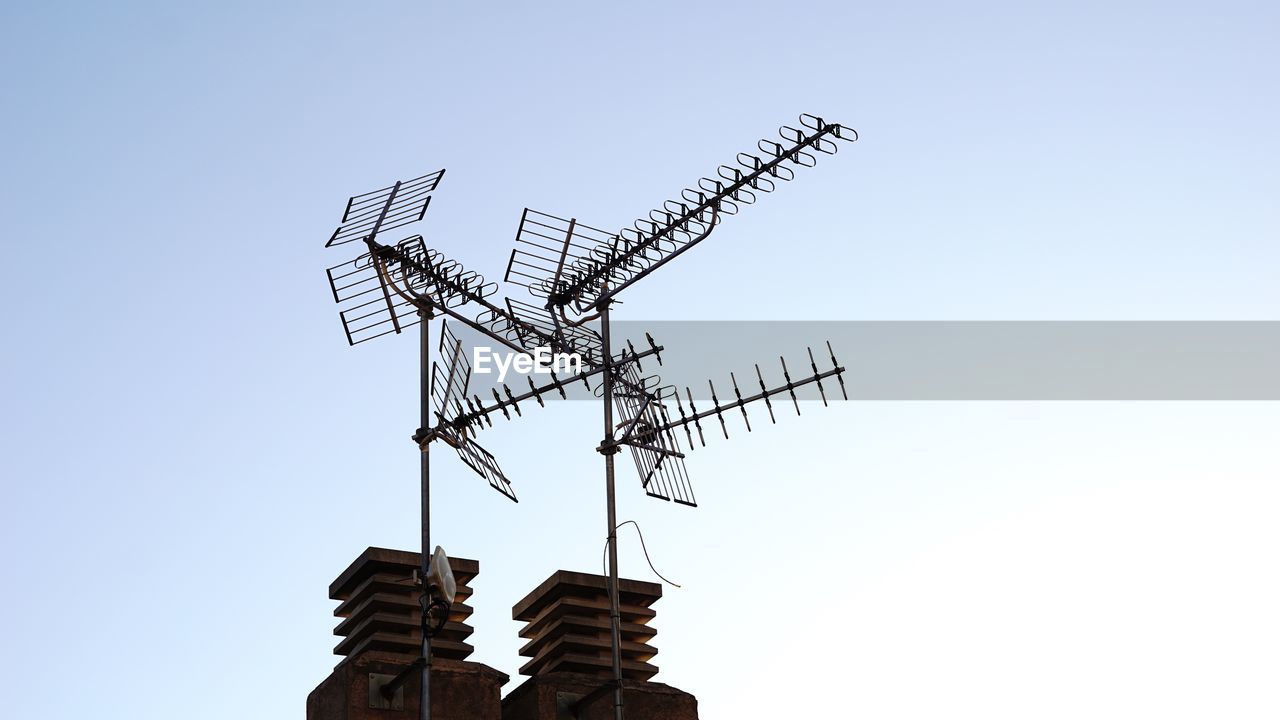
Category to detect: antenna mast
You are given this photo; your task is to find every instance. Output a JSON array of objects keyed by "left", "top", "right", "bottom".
[{"left": 319, "top": 113, "right": 858, "bottom": 720}]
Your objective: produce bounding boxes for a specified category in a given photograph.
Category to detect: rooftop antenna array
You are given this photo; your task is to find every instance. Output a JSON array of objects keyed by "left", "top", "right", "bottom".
[{"left": 321, "top": 113, "right": 856, "bottom": 720}]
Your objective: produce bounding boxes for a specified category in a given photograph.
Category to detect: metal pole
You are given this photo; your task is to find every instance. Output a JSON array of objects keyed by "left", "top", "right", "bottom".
[
  {"left": 419, "top": 309, "right": 433, "bottom": 720},
  {"left": 598, "top": 302, "right": 625, "bottom": 720}
]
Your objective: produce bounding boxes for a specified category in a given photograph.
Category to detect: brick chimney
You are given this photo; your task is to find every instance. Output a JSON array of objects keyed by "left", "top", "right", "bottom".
[
  {"left": 501, "top": 571, "right": 698, "bottom": 720},
  {"left": 307, "top": 547, "right": 508, "bottom": 720}
]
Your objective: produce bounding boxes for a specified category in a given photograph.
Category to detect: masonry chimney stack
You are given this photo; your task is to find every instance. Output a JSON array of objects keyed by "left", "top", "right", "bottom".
[
  {"left": 501, "top": 571, "right": 698, "bottom": 720},
  {"left": 307, "top": 547, "right": 508, "bottom": 720}
]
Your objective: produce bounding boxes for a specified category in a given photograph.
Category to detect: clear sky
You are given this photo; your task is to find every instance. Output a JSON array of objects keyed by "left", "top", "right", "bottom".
[{"left": 1, "top": 2, "right": 1278, "bottom": 718}]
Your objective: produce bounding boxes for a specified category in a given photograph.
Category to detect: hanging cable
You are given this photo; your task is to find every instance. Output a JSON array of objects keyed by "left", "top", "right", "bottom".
[{"left": 601, "top": 520, "right": 682, "bottom": 588}]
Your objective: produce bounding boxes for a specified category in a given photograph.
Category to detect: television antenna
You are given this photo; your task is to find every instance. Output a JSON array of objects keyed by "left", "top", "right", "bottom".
[{"left": 320, "top": 113, "right": 856, "bottom": 720}]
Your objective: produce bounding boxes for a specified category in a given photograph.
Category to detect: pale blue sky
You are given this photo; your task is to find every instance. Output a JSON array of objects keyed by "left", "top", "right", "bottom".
[{"left": 1, "top": 2, "right": 1278, "bottom": 718}]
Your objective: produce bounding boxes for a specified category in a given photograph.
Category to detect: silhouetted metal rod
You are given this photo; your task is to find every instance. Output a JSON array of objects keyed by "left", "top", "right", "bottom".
[
  {"left": 708, "top": 379, "right": 728, "bottom": 439},
  {"left": 559, "top": 122, "right": 847, "bottom": 310},
  {"left": 754, "top": 364, "right": 776, "bottom": 423},
  {"left": 440, "top": 341, "right": 465, "bottom": 416},
  {"left": 549, "top": 217, "right": 577, "bottom": 299},
  {"left": 684, "top": 388, "right": 705, "bottom": 446},
  {"left": 598, "top": 301, "right": 626, "bottom": 720},
  {"left": 807, "top": 346, "right": 830, "bottom": 406},
  {"left": 615, "top": 391, "right": 654, "bottom": 443},
  {"left": 366, "top": 181, "right": 403, "bottom": 245},
  {"left": 827, "top": 340, "right": 848, "bottom": 401},
  {"left": 365, "top": 182, "right": 406, "bottom": 334},
  {"left": 380, "top": 657, "right": 425, "bottom": 701},
  {"left": 573, "top": 680, "right": 626, "bottom": 717},
  {"left": 415, "top": 343, "right": 665, "bottom": 445},
  {"left": 648, "top": 365, "right": 846, "bottom": 438},
  {"left": 781, "top": 356, "right": 800, "bottom": 415},
  {"left": 730, "top": 372, "right": 751, "bottom": 431},
  {"left": 418, "top": 309, "right": 433, "bottom": 720},
  {"left": 616, "top": 440, "right": 685, "bottom": 459}
]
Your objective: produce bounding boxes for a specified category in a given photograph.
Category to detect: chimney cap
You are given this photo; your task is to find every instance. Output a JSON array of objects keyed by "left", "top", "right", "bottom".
[
  {"left": 328, "top": 545, "right": 478, "bottom": 600},
  {"left": 512, "top": 570, "right": 661, "bottom": 621}
]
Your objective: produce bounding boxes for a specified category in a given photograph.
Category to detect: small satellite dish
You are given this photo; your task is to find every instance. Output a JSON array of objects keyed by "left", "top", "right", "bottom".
[{"left": 427, "top": 545, "right": 456, "bottom": 607}]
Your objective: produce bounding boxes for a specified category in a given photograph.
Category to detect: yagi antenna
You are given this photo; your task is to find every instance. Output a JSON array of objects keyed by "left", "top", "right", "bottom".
[
  {"left": 431, "top": 321, "right": 517, "bottom": 501},
  {"left": 318, "top": 113, "right": 857, "bottom": 720},
  {"left": 506, "top": 115, "right": 856, "bottom": 312},
  {"left": 612, "top": 362, "right": 696, "bottom": 506}
]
